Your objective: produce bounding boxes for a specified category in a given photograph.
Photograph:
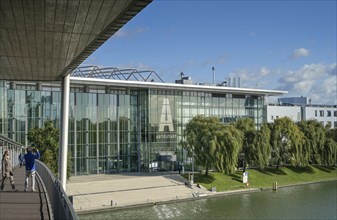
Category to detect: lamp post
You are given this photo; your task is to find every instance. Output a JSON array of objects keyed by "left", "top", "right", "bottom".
[
  {"left": 191, "top": 146, "right": 194, "bottom": 185},
  {"left": 212, "top": 67, "right": 215, "bottom": 84}
]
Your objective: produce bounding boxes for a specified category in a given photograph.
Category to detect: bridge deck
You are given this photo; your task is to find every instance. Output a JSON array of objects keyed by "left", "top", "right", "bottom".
[{"left": 0, "top": 166, "right": 50, "bottom": 220}]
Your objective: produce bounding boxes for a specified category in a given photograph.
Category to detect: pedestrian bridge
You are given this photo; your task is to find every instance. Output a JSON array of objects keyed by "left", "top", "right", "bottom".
[{"left": 0, "top": 136, "right": 78, "bottom": 220}]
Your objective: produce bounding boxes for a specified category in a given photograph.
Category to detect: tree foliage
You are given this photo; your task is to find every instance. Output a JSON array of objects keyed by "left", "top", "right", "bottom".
[
  {"left": 323, "top": 128, "right": 337, "bottom": 165},
  {"left": 182, "top": 115, "right": 243, "bottom": 175},
  {"left": 270, "top": 117, "right": 308, "bottom": 168},
  {"left": 232, "top": 118, "right": 271, "bottom": 169},
  {"left": 27, "top": 120, "right": 72, "bottom": 179},
  {"left": 183, "top": 115, "right": 335, "bottom": 175},
  {"left": 252, "top": 124, "right": 271, "bottom": 168},
  {"left": 182, "top": 115, "right": 222, "bottom": 175},
  {"left": 297, "top": 120, "right": 326, "bottom": 164},
  {"left": 214, "top": 124, "right": 243, "bottom": 174},
  {"left": 233, "top": 118, "right": 255, "bottom": 166},
  {"left": 27, "top": 120, "right": 59, "bottom": 173}
]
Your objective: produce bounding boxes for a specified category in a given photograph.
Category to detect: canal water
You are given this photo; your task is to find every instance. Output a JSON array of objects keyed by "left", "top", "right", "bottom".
[{"left": 80, "top": 181, "right": 336, "bottom": 220}]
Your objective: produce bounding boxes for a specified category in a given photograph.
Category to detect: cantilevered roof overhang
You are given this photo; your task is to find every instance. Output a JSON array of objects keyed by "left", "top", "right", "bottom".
[
  {"left": 0, "top": 0, "right": 152, "bottom": 81},
  {"left": 71, "top": 77, "right": 288, "bottom": 96}
]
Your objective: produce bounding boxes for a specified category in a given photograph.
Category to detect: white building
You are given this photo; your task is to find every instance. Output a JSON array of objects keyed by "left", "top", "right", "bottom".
[
  {"left": 266, "top": 104, "right": 337, "bottom": 128},
  {"left": 303, "top": 105, "right": 337, "bottom": 128},
  {"left": 266, "top": 105, "right": 302, "bottom": 122}
]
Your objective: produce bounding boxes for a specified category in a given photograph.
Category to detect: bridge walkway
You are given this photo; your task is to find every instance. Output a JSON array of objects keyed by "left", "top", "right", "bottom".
[{"left": 0, "top": 166, "right": 50, "bottom": 220}]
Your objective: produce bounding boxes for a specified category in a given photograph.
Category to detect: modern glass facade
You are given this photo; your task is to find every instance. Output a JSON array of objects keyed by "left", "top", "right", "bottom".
[{"left": 0, "top": 79, "right": 276, "bottom": 176}]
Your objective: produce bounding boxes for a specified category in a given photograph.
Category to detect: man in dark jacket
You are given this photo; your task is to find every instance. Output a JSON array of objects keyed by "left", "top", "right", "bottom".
[{"left": 24, "top": 147, "right": 40, "bottom": 192}]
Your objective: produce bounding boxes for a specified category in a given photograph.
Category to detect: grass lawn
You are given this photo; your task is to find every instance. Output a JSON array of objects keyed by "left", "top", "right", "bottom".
[{"left": 182, "top": 165, "right": 337, "bottom": 192}]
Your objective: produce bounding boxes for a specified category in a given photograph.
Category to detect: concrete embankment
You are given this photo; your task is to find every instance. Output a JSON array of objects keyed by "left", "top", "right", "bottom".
[{"left": 67, "top": 173, "right": 337, "bottom": 215}]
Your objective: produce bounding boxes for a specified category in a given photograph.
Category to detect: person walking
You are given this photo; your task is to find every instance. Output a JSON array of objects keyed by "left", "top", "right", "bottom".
[
  {"left": 18, "top": 153, "right": 25, "bottom": 167},
  {"left": 24, "top": 147, "right": 40, "bottom": 192},
  {"left": 1, "top": 150, "right": 18, "bottom": 192}
]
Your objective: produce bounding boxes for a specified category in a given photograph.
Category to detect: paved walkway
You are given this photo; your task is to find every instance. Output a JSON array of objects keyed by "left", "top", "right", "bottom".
[
  {"left": 66, "top": 172, "right": 212, "bottom": 213},
  {"left": 0, "top": 166, "right": 50, "bottom": 220}
]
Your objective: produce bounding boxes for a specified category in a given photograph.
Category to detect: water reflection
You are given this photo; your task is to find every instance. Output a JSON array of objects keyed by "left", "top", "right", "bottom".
[{"left": 80, "top": 181, "right": 336, "bottom": 220}]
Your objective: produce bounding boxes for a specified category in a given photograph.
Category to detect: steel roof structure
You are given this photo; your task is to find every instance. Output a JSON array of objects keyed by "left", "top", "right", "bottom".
[{"left": 71, "top": 65, "right": 164, "bottom": 82}]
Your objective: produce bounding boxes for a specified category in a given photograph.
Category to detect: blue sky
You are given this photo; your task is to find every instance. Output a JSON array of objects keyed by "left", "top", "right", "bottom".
[{"left": 83, "top": 0, "right": 337, "bottom": 105}]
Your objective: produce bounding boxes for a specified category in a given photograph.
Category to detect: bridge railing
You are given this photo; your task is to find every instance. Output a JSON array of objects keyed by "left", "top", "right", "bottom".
[
  {"left": 36, "top": 160, "right": 79, "bottom": 220},
  {"left": 0, "top": 134, "right": 24, "bottom": 169}
]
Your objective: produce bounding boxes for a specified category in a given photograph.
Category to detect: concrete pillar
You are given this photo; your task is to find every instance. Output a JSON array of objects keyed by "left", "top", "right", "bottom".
[
  {"left": 84, "top": 85, "right": 89, "bottom": 93},
  {"left": 37, "top": 82, "right": 43, "bottom": 90},
  {"left": 105, "top": 86, "right": 110, "bottom": 94},
  {"left": 59, "top": 74, "right": 70, "bottom": 191},
  {"left": 9, "top": 82, "right": 16, "bottom": 89}
]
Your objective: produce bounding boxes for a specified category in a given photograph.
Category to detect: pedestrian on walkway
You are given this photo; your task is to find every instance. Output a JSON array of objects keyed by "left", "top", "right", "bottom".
[
  {"left": 1, "top": 150, "right": 18, "bottom": 192},
  {"left": 24, "top": 147, "right": 40, "bottom": 192},
  {"left": 18, "top": 153, "right": 25, "bottom": 167}
]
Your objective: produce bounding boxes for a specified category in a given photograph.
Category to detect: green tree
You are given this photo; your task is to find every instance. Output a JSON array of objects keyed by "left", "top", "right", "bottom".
[
  {"left": 27, "top": 120, "right": 72, "bottom": 178},
  {"left": 251, "top": 124, "right": 271, "bottom": 169},
  {"left": 323, "top": 128, "right": 337, "bottom": 166},
  {"left": 27, "top": 120, "right": 59, "bottom": 173},
  {"left": 232, "top": 118, "right": 256, "bottom": 168},
  {"left": 270, "top": 117, "right": 307, "bottom": 168},
  {"left": 182, "top": 116, "right": 244, "bottom": 175},
  {"left": 232, "top": 118, "right": 271, "bottom": 169},
  {"left": 297, "top": 120, "right": 326, "bottom": 164},
  {"left": 215, "top": 124, "right": 243, "bottom": 174},
  {"left": 182, "top": 115, "right": 221, "bottom": 175}
]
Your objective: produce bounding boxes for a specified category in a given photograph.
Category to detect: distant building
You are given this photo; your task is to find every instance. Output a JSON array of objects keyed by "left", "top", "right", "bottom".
[
  {"left": 266, "top": 105, "right": 302, "bottom": 122},
  {"left": 302, "top": 105, "right": 337, "bottom": 128},
  {"left": 278, "top": 96, "right": 309, "bottom": 106},
  {"left": 267, "top": 97, "right": 337, "bottom": 128}
]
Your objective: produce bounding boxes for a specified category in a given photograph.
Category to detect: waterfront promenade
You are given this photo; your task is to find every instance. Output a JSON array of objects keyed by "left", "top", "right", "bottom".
[
  {"left": 0, "top": 166, "right": 50, "bottom": 220},
  {"left": 67, "top": 172, "right": 214, "bottom": 213}
]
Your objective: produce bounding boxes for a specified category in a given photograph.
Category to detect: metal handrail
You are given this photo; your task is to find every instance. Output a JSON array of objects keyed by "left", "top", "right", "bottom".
[{"left": 36, "top": 160, "right": 79, "bottom": 220}]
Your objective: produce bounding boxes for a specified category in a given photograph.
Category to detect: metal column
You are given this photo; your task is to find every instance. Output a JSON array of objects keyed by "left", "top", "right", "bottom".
[{"left": 59, "top": 74, "right": 70, "bottom": 191}]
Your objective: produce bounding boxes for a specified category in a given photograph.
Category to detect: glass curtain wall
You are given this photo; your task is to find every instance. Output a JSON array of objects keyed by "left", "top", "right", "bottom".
[
  {"left": 1, "top": 81, "right": 265, "bottom": 175},
  {"left": 0, "top": 82, "right": 8, "bottom": 136}
]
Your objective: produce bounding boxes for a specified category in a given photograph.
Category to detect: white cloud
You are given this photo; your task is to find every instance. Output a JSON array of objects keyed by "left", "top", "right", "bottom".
[
  {"left": 278, "top": 63, "right": 336, "bottom": 105},
  {"left": 228, "top": 68, "right": 271, "bottom": 88},
  {"left": 279, "top": 63, "right": 327, "bottom": 83},
  {"left": 293, "top": 80, "right": 315, "bottom": 92},
  {"left": 229, "top": 67, "right": 270, "bottom": 84},
  {"left": 230, "top": 63, "right": 336, "bottom": 105},
  {"left": 113, "top": 27, "right": 149, "bottom": 38},
  {"left": 288, "top": 48, "right": 310, "bottom": 60},
  {"left": 200, "top": 54, "right": 229, "bottom": 66},
  {"left": 259, "top": 67, "right": 270, "bottom": 76},
  {"left": 114, "top": 29, "right": 127, "bottom": 38},
  {"left": 122, "top": 62, "right": 153, "bottom": 70},
  {"left": 316, "top": 75, "right": 337, "bottom": 95}
]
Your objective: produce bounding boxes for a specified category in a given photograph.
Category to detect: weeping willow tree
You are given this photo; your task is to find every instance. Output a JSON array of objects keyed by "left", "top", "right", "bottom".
[
  {"left": 270, "top": 117, "right": 307, "bottom": 168},
  {"left": 232, "top": 118, "right": 271, "bottom": 169},
  {"left": 323, "top": 128, "right": 337, "bottom": 166},
  {"left": 250, "top": 124, "right": 271, "bottom": 169},
  {"left": 215, "top": 125, "right": 243, "bottom": 174},
  {"left": 297, "top": 119, "right": 326, "bottom": 164},
  {"left": 232, "top": 118, "right": 255, "bottom": 167},
  {"left": 181, "top": 115, "right": 221, "bottom": 175},
  {"left": 182, "top": 116, "right": 243, "bottom": 175}
]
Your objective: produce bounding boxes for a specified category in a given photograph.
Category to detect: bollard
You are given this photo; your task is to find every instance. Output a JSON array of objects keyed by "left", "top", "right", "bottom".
[{"left": 111, "top": 200, "right": 113, "bottom": 206}]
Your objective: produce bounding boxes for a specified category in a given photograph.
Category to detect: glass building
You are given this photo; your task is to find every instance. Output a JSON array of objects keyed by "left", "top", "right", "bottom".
[{"left": 0, "top": 72, "right": 285, "bottom": 176}]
